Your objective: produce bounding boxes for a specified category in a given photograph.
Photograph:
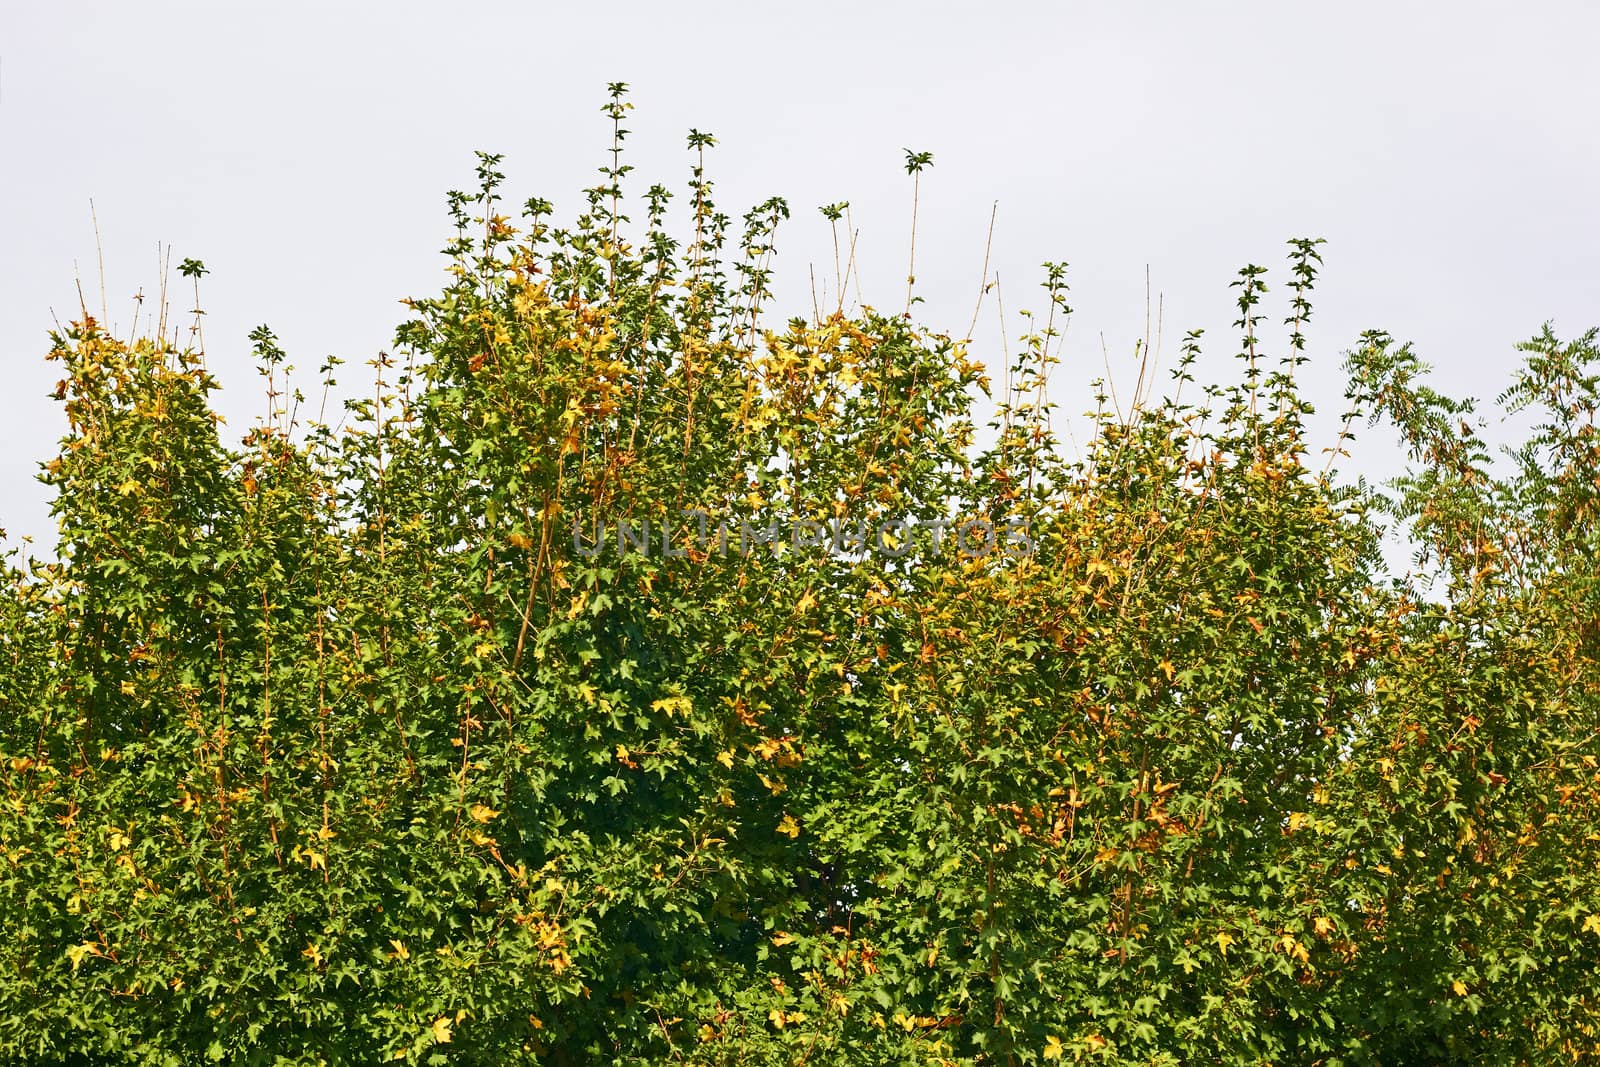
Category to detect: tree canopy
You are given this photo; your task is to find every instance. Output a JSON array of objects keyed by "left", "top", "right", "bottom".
[{"left": 3, "top": 89, "right": 1599, "bottom": 1065}]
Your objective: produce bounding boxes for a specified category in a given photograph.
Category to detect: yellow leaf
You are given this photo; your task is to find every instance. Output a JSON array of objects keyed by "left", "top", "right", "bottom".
[
  {"left": 1043, "top": 1035, "right": 1064, "bottom": 1061},
  {"left": 1313, "top": 916, "right": 1335, "bottom": 938},
  {"left": 716, "top": 749, "right": 735, "bottom": 769},
  {"left": 651, "top": 695, "right": 693, "bottom": 717},
  {"left": 468, "top": 803, "right": 500, "bottom": 824},
  {"left": 116, "top": 478, "right": 140, "bottom": 496},
  {"left": 1583, "top": 914, "right": 1600, "bottom": 935},
  {"left": 305, "top": 850, "right": 326, "bottom": 871},
  {"left": 1157, "top": 660, "right": 1175, "bottom": 681},
  {"left": 507, "top": 532, "right": 534, "bottom": 549},
  {"left": 1215, "top": 931, "right": 1235, "bottom": 956},
  {"left": 66, "top": 941, "right": 99, "bottom": 971},
  {"left": 431, "top": 1015, "right": 454, "bottom": 1044},
  {"left": 777, "top": 814, "right": 801, "bottom": 839},
  {"left": 389, "top": 939, "right": 410, "bottom": 961},
  {"left": 1452, "top": 979, "right": 1468, "bottom": 995},
  {"left": 771, "top": 931, "right": 795, "bottom": 946}
]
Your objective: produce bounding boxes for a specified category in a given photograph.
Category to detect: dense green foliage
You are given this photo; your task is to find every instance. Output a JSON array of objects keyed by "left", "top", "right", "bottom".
[{"left": 4, "top": 90, "right": 1600, "bottom": 1064}]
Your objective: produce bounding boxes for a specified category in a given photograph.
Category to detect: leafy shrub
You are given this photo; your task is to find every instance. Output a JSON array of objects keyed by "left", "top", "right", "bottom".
[{"left": 3, "top": 88, "right": 1598, "bottom": 1065}]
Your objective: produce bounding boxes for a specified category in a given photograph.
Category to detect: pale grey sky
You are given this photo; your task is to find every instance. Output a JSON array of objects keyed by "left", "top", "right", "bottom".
[{"left": 3, "top": 1, "right": 1598, "bottom": 553}]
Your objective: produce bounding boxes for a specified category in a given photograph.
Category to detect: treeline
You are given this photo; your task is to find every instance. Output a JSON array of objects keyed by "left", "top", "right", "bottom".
[{"left": 2, "top": 90, "right": 1598, "bottom": 1065}]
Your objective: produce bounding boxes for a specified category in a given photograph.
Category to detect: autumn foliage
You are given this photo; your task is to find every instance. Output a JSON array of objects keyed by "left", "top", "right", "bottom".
[{"left": 3, "top": 90, "right": 1600, "bottom": 1065}]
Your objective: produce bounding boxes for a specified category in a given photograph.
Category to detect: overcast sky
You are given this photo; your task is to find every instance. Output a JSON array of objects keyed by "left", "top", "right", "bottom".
[{"left": 3, "top": 1, "right": 1598, "bottom": 554}]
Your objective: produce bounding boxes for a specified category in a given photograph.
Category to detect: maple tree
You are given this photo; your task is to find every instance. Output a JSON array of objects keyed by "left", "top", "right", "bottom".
[{"left": 3, "top": 87, "right": 1598, "bottom": 1065}]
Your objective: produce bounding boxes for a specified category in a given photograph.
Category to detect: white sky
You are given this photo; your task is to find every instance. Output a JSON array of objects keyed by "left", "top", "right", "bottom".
[{"left": 3, "top": 1, "right": 1598, "bottom": 555}]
